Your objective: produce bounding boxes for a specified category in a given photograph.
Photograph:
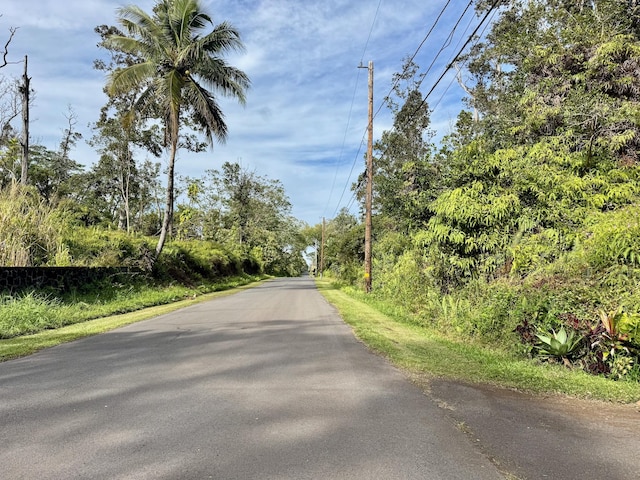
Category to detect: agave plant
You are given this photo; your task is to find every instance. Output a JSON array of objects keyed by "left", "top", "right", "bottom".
[{"left": 535, "top": 327, "right": 584, "bottom": 364}]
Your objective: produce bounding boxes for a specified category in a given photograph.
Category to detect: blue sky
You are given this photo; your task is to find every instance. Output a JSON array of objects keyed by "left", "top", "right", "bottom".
[{"left": 0, "top": 0, "right": 483, "bottom": 226}]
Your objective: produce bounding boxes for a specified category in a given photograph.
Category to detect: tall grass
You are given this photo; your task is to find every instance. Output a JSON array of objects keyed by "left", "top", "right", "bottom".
[
  {"left": 0, "top": 292, "right": 65, "bottom": 338},
  {"left": 0, "top": 183, "right": 69, "bottom": 266},
  {"left": 0, "top": 275, "right": 262, "bottom": 340}
]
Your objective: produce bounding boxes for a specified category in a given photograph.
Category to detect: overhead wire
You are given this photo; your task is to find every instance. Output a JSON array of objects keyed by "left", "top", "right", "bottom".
[
  {"left": 372, "top": 0, "right": 454, "bottom": 121},
  {"left": 332, "top": 0, "right": 460, "bottom": 218},
  {"left": 330, "top": 0, "right": 502, "bottom": 218},
  {"left": 412, "top": 0, "right": 502, "bottom": 116},
  {"left": 430, "top": 7, "right": 499, "bottom": 112},
  {"left": 321, "top": 0, "right": 383, "bottom": 220},
  {"left": 331, "top": 136, "right": 366, "bottom": 218},
  {"left": 413, "top": 0, "right": 474, "bottom": 91}
]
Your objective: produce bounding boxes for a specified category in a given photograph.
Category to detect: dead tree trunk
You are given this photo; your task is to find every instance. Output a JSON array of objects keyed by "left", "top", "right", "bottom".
[{"left": 20, "top": 55, "right": 29, "bottom": 185}]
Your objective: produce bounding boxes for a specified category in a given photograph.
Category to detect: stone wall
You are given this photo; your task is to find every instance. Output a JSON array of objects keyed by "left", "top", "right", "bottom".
[{"left": 0, "top": 267, "right": 143, "bottom": 294}]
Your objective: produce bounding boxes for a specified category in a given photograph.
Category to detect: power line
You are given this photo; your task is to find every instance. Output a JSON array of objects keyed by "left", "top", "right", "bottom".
[
  {"left": 330, "top": 0, "right": 501, "bottom": 218},
  {"left": 322, "top": 0, "right": 383, "bottom": 220},
  {"left": 416, "top": 0, "right": 502, "bottom": 113},
  {"left": 414, "top": 0, "right": 474, "bottom": 91},
  {"left": 331, "top": 136, "right": 366, "bottom": 218},
  {"left": 332, "top": 0, "right": 461, "bottom": 218},
  {"left": 430, "top": 7, "right": 499, "bottom": 112},
  {"left": 372, "top": 0, "right": 455, "bottom": 120}
]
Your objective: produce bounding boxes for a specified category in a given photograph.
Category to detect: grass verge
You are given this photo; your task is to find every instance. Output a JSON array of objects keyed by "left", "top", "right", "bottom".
[
  {"left": 316, "top": 279, "right": 640, "bottom": 403},
  {"left": 0, "top": 278, "right": 265, "bottom": 361}
]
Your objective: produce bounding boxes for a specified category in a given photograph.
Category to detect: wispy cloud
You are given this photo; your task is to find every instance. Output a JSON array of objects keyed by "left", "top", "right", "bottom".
[{"left": 1, "top": 0, "right": 475, "bottom": 224}]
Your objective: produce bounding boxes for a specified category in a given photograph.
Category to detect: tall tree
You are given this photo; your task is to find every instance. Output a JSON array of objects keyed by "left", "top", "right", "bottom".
[
  {"left": 174, "top": 162, "right": 306, "bottom": 275},
  {"left": 93, "top": 24, "right": 164, "bottom": 232},
  {"left": 371, "top": 60, "right": 438, "bottom": 232},
  {"left": 104, "top": 0, "right": 250, "bottom": 258}
]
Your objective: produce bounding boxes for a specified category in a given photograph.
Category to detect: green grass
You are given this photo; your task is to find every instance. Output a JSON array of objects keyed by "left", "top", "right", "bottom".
[
  {"left": 0, "top": 276, "right": 266, "bottom": 361},
  {"left": 316, "top": 280, "right": 640, "bottom": 403},
  {"left": 0, "top": 275, "right": 265, "bottom": 339}
]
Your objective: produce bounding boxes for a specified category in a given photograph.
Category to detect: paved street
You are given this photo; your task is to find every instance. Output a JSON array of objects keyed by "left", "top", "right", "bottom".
[{"left": 0, "top": 277, "right": 503, "bottom": 479}]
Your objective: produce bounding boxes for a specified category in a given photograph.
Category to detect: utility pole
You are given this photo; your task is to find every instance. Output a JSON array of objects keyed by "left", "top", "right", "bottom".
[
  {"left": 20, "top": 55, "right": 30, "bottom": 185},
  {"left": 359, "top": 60, "right": 374, "bottom": 293},
  {"left": 320, "top": 217, "right": 326, "bottom": 278},
  {"left": 314, "top": 240, "right": 318, "bottom": 277}
]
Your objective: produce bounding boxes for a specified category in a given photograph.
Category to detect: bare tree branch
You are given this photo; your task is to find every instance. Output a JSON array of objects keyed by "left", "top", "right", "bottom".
[
  {"left": 1, "top": 19, "right": 18, "bottom": 69},
  {"left": 454, "top": 62, "right": 479, "bottom": 123},
  {"left": 0, "top": 77, "right": 20, "bottom": 142}
]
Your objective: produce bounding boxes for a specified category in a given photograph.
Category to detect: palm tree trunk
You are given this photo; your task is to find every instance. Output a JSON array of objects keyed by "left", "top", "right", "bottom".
[{"left": 155, "top": 109, "right": 180, "bottom": 258}]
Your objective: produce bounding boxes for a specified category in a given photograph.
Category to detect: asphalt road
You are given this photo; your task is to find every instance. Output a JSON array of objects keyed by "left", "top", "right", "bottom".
[{"left": 0, "top": 276, "right": 504, "bottom": 479}]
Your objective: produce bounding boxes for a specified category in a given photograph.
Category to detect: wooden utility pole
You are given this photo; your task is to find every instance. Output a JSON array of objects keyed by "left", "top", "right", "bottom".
[
  {"left": 361, "top": 60, "right": 374, "bottom": 293},
  {"left": 20, "top": 55, "right": 30, "bottom": 185},
  {"left": 320, "top": 217, "right": 326, "bottom": 278}
]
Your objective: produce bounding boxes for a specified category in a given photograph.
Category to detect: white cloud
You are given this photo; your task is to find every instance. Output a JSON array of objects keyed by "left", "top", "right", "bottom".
[{"left": 0, "top": 0, "right": 474, "bottom": 225}]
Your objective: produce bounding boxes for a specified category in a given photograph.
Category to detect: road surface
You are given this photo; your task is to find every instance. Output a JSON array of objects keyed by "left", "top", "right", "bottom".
[{"left": 0, "top": 276, "right": 503, "bottom": 479}]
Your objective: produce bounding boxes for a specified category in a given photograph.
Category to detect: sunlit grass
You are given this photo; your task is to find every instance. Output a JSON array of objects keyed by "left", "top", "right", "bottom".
[
  {"left": 316, "top": 279, "right": 640, "bottom": 403},
  {"left": 0, "top": 276, "right": 266, "bottom": 360}
]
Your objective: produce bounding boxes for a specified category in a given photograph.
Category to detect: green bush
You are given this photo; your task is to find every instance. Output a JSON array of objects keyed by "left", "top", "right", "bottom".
[
  {"left": 373, "top": 232, "right": 429, "bottom": 311},
  {"left": 580, "top": 205, "right": 640, "bottom": 270}
]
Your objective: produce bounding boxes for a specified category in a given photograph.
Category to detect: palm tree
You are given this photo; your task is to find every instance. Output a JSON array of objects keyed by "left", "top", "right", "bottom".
[{"left": 105, "top": 0, "right": 250, "bottom": 258}]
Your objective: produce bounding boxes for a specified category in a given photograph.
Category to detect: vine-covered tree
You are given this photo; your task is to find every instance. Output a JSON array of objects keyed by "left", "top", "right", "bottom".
[{"left": 371, "top": 60, "right": 439, "bottom": 232}]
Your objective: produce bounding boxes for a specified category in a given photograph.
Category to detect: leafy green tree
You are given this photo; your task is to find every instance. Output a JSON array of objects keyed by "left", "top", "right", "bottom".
[
  {"left": 464, "top": 0, "right": 640, "bottom": 155},
  {"left": 199, "top": 162, "right": 304, "bottom": 275},
  {"left": 300, "top": 223, "right": 323, "bottom": 274},
  {"left": 371, "top": 60, "right": 439, "bottom": 232},
  {"left": 29, "top": 108, "right": 84, "bottom": 203},
  {"left": 323, "top": 209, "right": 364, "bottom": 283},
  {"left": 29, "top": 145, "right": 82, "bottom": 203},
  {"left": 104, "top": 0, "right": 250, "bottom": 258},
  {"left": 418, "top": 0, "right": 640, "bottom": 288}
]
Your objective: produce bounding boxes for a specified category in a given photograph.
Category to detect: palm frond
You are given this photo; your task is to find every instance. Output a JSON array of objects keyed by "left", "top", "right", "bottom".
[
  {"left": 116, "top": 5, "right": 161, "bottom": 40},
  {"left": 195, "top": 58, "right": 250, "bottom": 103},
  {"left": 184, "top": 80, "right": 227, "bottom": 143},
  {"left": 116, "top": 6, "right": 165, "bottom": 59},
  {"left": 107, "top": 62, "right": 156, "bottom": 96},
  {"left": 104, "top": 35, "right": 146, "bottom": 57},
  {"left": 133, "top": 84, "right": 162, "bottom": 121},
  {"left": 200, "top": 22, "right": 245, "bottom": 54}
]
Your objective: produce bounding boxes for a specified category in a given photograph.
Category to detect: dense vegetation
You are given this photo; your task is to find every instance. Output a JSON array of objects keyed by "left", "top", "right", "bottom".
[
  {"left": 317, "top": 0, "right": 640, "bottom": 383},
  {"left": 2, "top": 0, "right": 640, "bottom": 392},
  {"left": 0, "top": 0, "right": 306, "bottom": 340},
  {"left": 0, "top": 0, "right": 306, "bottom": 277}
]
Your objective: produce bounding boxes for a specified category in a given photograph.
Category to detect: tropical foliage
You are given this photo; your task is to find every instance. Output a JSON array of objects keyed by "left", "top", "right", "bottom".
[
  {"left": 105, "top": 0, "right": 250, "bottom": 257},
  {"left": 320, "top": 0, "right": 640, "bottom": 381},
  {"left": 0, "top": 0, "right": 305, "bottom": 278}
]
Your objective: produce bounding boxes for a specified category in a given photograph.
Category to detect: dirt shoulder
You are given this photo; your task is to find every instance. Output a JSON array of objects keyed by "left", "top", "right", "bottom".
[{"left": 420, "top": 377, "right": 640, "bottom": 480}]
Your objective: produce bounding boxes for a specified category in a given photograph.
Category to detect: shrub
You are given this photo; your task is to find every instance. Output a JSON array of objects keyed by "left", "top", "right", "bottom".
[{"left": 580, "top": 205, "right": 640, "bottom": 270}]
